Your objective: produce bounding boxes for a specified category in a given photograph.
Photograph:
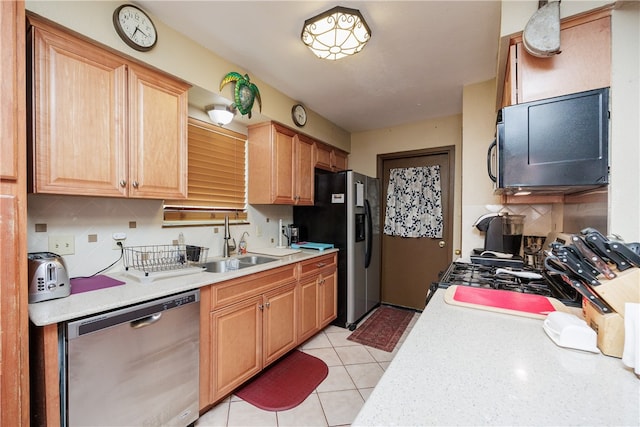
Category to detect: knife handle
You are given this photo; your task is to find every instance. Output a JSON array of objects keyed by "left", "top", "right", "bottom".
[{"left": 571, "top": 235, "right": 617, "bottom": 279}]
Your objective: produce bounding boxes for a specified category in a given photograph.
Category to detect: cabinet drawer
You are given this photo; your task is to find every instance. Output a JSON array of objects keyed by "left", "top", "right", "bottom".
[
  {"left": 299, "top": 253, "right": 337, "bottom": 277},
  {"left": 211, "top": 264, "right": 297, "bottom": 310}
]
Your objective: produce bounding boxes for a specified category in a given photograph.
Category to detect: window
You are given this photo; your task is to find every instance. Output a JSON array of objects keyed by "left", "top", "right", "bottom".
[{"left": 163, "top": 118, "right": 247, "bottom": 226}]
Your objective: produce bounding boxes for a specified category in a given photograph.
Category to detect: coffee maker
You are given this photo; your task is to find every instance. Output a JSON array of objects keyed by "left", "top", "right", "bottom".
[{"left": 472, "top": 213, "right": 525, "bottom": 266}]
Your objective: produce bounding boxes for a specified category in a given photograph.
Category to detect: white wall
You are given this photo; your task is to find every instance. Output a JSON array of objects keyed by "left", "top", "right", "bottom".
[
  {"left": 609, "top": 1, "right": 640, "bottom": 239},
  {"left": 461, "top": 80, "right": 557, "bottom": 256},
  {"left": 27, "top": 195, "right": 293, "bottom": 277}
]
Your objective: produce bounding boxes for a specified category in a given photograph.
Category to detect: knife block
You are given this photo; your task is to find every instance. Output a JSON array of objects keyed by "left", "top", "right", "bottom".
[
  {"left": 590, "top": 268, "right": 640, "bottom": 316},
  {"left": 582, "top": 268, "right": 639, "bottom": 358},
  {"left": 583, "top": 303, "right": 625, "bottom": 357}
]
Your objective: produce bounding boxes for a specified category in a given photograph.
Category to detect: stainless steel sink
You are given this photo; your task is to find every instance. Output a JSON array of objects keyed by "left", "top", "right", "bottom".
[
  {"left": 238, "top": 255, "right": 278, "bottom": 265},
  {"left": 202, "top": 255, "right": 278, "bottom": 273}
]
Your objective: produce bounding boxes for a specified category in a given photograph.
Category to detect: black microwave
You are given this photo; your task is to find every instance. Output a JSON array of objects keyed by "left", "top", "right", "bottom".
[{"left": 488, "top": 87, "right": 609, "bottom": 194}]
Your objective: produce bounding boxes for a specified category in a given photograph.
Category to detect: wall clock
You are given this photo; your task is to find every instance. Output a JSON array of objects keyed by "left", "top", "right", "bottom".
[
  {"left": 113, "top": 4, "right": 158, "bottom": 52},
  {"left": 292, "top": 104, "right": 307, "bottom": 127}
]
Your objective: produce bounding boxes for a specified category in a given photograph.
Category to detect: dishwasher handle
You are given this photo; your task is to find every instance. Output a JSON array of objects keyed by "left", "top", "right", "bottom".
[{"left": 130, "top": 313, "right": 162, "bottom": 329}]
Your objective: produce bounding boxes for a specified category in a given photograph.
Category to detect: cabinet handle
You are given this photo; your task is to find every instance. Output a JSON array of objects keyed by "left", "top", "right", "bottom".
[
  {"left": 119, "top": 180, "right": 127, "bottom": 187},
  {"left": 132, "top": 180, "right": 139, "bottom": 189},
  {"left": 316, "top": 262, "right": 326, "bottom": 268},
  {"left": 265, "top": 301, "right": 271, "bottom": 308},
  {"left": 258, "top": 304, "right": 264, "bottom": 310}
]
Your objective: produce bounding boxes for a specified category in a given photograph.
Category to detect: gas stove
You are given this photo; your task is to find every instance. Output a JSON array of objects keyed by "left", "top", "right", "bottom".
[{"left": 433, "top": 261, "right": 582, "bottom": 307}]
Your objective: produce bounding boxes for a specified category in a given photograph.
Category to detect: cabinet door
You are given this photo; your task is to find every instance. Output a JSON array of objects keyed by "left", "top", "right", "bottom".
[
  {"left": 263, "top": 283, "right": 298, "bottom": 366},
  {"left": 313, "top": 142, "right": 333, "bottom": 171},
  {"left": 211, "top": 296, "right": 262, "bottom": 401},
  {"left": 332, "top": 150, "right": 348, "bottom": 172},
  {"left": 31, "top": 25, "right": 128, "bottom": 197},
  {"left": 294, "top": 134, "right": 314, "bottom": 205},
  {"left": 515, "top": 16, "right": 611, "bottom": 105},
  {"left": 319, "top": 270, "right": 337, "bottom": 327},
  {"left": 128, "top": 64, "right": 189, "bottom": 199},
  {"left": 297, "top": 275, "right": 319, "bottom": 343},
  {"left": 1, "top": 2, "right": 28, "bottom": 423},
  {"left": 270, "top": 124, "right": 297, "bottom": 203}
]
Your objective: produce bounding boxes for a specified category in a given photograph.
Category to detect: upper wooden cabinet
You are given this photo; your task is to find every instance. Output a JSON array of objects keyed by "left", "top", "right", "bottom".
[
  {"left": 248, "top": 121, "right": 349, "bottom": 205},
  {"left": 314, "top": 141, "right": 349, "bottom": 172},
  {"left": 502, "top": 13, "right": 611, "bottom": 107},
  {"left": 248, "top": 122, "right": 314, "bottom": 205},
  {"left": 28, "top": 16, "right": 189, "bottom": 199}
]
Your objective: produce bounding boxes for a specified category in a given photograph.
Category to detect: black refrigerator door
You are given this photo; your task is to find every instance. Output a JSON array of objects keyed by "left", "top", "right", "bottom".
[
  {"left": 294, "top": 171, "right": 348, "bottom": 327},
  {"left": 294, "top": 171, "right": 347, "bottom": 244}
]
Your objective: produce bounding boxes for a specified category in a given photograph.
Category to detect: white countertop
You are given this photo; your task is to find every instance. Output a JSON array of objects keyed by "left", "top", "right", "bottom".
[
  {"left": 353, "top": 290, "right": 640, "bottom": 426},
  {"left": 29, "top": 249, "right": 338, "bottom": 326}
]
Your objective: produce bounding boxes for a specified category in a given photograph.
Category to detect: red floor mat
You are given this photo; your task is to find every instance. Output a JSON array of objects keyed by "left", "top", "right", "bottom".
[
  {"left": 347, "top": 305, "right": 414, "bottom": 352},
  {"left": 235, "top": 350, "right": 328, "bottom": 411}
]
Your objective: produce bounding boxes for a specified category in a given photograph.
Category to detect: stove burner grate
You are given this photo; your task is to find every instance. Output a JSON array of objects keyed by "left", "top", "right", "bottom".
[{"left": 437, "top": 261, "right": 581, "bottom": 306}]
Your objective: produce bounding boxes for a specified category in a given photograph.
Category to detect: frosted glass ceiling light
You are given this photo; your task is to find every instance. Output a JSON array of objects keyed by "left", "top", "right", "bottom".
[
  {"left": 205, "top": 104, "right": 235, "bottom": 126},
  {"left": 301, "top": 6, "right": 371, "bottom": 61}
]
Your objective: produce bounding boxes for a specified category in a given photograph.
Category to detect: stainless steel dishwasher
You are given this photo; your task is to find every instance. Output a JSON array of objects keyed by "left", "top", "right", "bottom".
[{"left": 62, "top": 289, "right": 200, "bottom": 427}]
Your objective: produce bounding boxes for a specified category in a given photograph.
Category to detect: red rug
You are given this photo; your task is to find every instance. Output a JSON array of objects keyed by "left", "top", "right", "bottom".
[
  {"left": 347, "top": 305, "right": 414, "bottom": 352},
  {"left": 235, "top": 350, "right": 328, "bottom": 411}
]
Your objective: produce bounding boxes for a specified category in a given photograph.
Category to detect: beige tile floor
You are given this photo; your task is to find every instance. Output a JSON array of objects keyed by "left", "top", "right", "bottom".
[{"left": 196, "top": 307, "right": 419, "bottom": 427}]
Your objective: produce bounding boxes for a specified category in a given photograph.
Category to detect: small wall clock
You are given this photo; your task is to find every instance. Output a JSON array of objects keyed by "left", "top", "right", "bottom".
[
  {"left": 292, "top": 104, "right": 307, "bottom": 127},
  {"left": 113, "top": 4, "right": 158, "bottom": 52}
]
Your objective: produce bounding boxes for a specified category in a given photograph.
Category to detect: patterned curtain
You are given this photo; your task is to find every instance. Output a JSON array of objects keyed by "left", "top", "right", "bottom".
[{"left": 383, "top": 166, "right": 443, "bottom": 238}]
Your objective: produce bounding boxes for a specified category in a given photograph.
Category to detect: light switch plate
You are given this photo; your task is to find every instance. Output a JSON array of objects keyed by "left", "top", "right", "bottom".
[{"left": 48, "top": 235, "right": 75, "bottom": 255}]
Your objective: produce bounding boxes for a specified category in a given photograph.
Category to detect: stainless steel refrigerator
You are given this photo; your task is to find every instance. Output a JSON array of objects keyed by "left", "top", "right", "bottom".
[{"left": 294, "top": 170, "right": 381, "bottom": 330}]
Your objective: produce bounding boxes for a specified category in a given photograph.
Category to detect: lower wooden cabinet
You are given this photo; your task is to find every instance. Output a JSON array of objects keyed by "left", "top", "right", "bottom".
[
  {"left": 210, "top": 295, "right": 262, "bottom": 400},
  {"left": 298, "top": 269, "right": 337, "bottom": 343},
  {"left": 209, "top": 282, "right": 297, "bottom": 401},
  {"left": 200, "top": 254, "right": 338, "bottom": 411},
  {"left": 298, "top": 254, "right": 338, "bottom": 342}
]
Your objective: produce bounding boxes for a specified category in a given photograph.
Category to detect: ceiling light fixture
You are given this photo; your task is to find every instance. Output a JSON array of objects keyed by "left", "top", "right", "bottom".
[
  {"left": 205, "top": 104, "right": 235, "bottom": 126},
  {"left": 301, "top": 6, "right": 371, "bottom": 61}
]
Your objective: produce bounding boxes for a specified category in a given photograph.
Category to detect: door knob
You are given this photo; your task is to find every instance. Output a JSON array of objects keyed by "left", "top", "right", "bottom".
[{"left": 439, "top": 241, "right": 446, "bottom": 248}]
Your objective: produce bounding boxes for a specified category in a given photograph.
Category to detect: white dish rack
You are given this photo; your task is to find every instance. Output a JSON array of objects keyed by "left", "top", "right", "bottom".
[{"left": 123, "top": 244, "right": 208, "bottom": 282}]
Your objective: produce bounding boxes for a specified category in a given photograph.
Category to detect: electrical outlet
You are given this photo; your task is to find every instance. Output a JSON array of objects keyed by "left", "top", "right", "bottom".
[
  {"left": 48, "top": 235, "right": 75, "bottom": 255},
  {"left": 112, "top": 232, "right": 126, "bottom": 250}
]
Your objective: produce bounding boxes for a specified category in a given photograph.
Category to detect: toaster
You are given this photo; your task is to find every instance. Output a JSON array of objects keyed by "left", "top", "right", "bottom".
[{"left": 28, "top": 252, "right": 71, "bottom": 303}]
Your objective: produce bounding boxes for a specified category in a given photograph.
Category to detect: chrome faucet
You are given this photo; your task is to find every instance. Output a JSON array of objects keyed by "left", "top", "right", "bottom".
[{"left": 222, "top": 215, "right": 236, "bottom": 257}]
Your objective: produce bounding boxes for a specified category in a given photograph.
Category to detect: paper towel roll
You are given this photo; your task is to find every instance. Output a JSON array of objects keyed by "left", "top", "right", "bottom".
[
  {"left": 276, "top": 218, "right": 286, "bottom": 248},
  {"left": 622, "top": 302, "right": 640, "bottom": 375}
]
